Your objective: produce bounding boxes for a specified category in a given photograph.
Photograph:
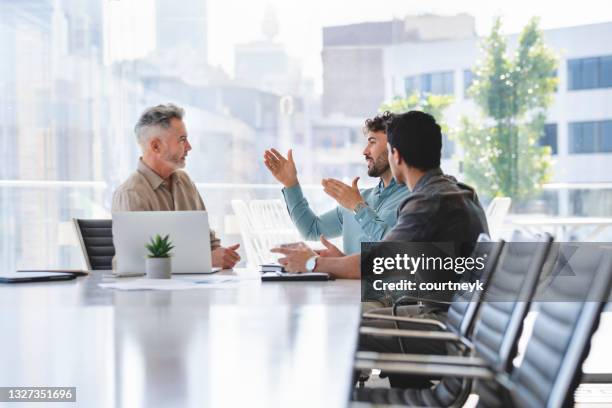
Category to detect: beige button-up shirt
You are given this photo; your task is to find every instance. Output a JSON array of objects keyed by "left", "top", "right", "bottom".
[{"left": 112, "top": 159, "right": 221, "bottom": 249}]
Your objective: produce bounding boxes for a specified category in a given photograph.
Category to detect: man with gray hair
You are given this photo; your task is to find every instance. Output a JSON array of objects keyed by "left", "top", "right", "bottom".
[{"left": 112, "top": 103, "right": 240, "bottom": 269}]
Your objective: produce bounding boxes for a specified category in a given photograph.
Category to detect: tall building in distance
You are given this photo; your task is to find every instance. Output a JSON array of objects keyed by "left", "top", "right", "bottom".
[
  {"left": 234, "top": 5, "right": 302, "bottom": 96},
  {"left": 155, "top": 0, "right": 208, "bottom": 63},
  {"left": 322, "top": 14, "right": 475, "bottom": 118}
]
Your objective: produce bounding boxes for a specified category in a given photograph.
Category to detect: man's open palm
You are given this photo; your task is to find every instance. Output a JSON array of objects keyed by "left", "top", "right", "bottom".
[{"left": 264, "top": 148, "right": 298, "bottom": 188}]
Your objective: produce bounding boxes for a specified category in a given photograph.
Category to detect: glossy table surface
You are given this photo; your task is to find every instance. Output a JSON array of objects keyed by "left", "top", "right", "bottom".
[{"left": 0, "top": 270, "right": 362, "bottom": 408}]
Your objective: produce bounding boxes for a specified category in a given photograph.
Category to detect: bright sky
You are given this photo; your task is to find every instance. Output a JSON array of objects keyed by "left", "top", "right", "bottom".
[{"left": 107, "top": 0, "right": 612, "bottom": 87}]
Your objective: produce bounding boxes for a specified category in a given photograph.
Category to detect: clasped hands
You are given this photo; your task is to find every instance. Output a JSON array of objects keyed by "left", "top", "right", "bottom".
[{"left": 271, "top": 235, "right": 344, "bottom": 273}]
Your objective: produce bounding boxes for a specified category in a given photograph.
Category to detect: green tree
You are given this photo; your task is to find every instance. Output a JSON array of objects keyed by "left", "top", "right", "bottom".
[
  {"left": 380, "top": 93, "right": 453, "bottom": 134},
  {"left": 456, "top": 17, "right": 558, "bottom": 199}
]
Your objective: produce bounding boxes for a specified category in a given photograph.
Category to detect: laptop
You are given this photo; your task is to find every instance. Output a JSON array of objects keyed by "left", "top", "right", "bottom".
[{"left": 112, "top": 211, "right": 221, "bottom": 275}]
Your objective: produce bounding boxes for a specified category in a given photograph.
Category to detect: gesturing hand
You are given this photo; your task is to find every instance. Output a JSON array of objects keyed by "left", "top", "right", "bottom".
[
  {"left": 270, "top": 245, "right": 316, "bottom": 273},
  {"left": 322, "top": 177, "right": 365, "bottom": 211},
  {"left": 315, "top": 235, "right": 344, "bottom": 258},
  {"left": 263, "top": 148, "right": 298, "bottom": 188}
]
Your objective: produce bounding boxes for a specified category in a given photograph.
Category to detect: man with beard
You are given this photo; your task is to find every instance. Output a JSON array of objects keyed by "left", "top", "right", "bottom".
[
  {"left": 263, "top": 112, "right": 410, "bottom": 256},
  {"left": 112, "top": 103, "right": 241, "bottom": 269}
]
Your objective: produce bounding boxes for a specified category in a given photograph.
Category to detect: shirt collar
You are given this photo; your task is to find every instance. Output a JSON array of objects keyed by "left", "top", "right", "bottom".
[
  {"left": 376, "top": 177, "right": 398, "bottom": 194},
  {"left": 137, "top": 158, "right": 168, "bottom": 191},
  {"left": 412, "top": 168, "right": 443, "bottom": 193}
]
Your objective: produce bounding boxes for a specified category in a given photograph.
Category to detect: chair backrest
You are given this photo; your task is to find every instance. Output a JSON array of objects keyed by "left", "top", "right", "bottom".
[
  {"left": 476, "top": 245, "right": 612, "bottom": 407},
  {"left": 509, "top": 246, "right": 612, "bottom": 408},
  {"left": 248, "top": 199, "right": 296, "bottom": 232},
  {"left": 485, "top": 197, "right": 512, "bottom": 240},
  {"left": 445, "top": 234, "right": 505, "bottom": 338},
  {"left": 231, "top": 200, "right": 261, "bottom": 269},
  {"left": 470, "top": 233, "right": 553, "bottom": 373},
  {"left": 232, "top": 199, "right": 303, "bottom": 268},
  {"left": 432, "top": 234, "right": 553, "bottom": 407},
  {"left": 73, "top": 218, "right": 114, "bottom": 270}
]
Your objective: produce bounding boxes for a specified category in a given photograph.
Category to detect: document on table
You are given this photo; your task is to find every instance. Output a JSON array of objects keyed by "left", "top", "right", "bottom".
[{"left": 99, "top": 275, "right": 252, "bottom": 291}]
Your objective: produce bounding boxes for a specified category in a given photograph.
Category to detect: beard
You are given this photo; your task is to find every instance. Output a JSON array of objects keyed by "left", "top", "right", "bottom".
[
  {"left": 162, "top": 150, "right": 186, "bottom": 169},
  {"left": 367, "top": 153, "right": 390, "bottom": 177}
]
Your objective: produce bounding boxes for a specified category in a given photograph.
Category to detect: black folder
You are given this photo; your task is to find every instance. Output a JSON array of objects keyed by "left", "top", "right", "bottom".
[{"left": 261, "top": 272, "right": 333, "bottom": 281}]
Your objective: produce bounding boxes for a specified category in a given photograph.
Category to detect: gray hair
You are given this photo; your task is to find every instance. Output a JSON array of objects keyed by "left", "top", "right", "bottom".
[{"left": 134, "top": 103, "right": 185, "bottom": 147}]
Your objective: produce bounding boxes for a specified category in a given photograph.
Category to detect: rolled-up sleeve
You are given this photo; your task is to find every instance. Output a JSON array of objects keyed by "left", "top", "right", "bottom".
[
  {"left": 354, "top": 205, "right": 394, "bottom": 241},
  {"left": 282, "top": 183, "right": 343, "bottom": 241}
]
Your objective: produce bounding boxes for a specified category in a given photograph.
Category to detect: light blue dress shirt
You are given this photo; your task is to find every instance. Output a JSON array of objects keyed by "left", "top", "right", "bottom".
[{"left": 281, "top": 178, "right": 410, "bottom": 254}]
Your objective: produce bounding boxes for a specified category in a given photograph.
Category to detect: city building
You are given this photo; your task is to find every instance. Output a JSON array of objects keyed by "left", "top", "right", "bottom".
[
  {"left": 155, "top": 0, "right": 208, "bottom": 62},
  {"left": 321, "top": 14, "right": 475, "bottom": 118},
  {"left": 381, "top": 21, "right": 612, "bottom": 217}
]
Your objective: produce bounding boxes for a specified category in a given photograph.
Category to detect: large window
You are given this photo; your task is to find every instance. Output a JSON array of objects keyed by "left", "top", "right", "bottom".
[
  {"left": 567, "top": 55, "right": 612, "bottom": 90},
  {"left": 404, "top": 71, "right": 455, "bottom": 96},
  {"left": 540, "top": 123, "right": 558, "bottom": 155},
  {"left": 463, "top": 69, "right": 474, "bottom": 98},
  {"left": 569, "top": 120, "right": 612, "bottom": 153},
  {"left": 0, "top": 1, "right": 366, "bottom": 272}
]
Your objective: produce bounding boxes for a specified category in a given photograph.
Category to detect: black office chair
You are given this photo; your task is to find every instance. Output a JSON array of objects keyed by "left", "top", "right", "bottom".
[
  {"left": 354, "top": 243, "right": 612, "bottom": 408},
  {"left": 361, "top": 235, "right": 505, "bottom": 351},
  {"left": 73, "top": 218, "right": 114, "bottom": 270},
  {"left": 358, "top": 236, "right": 505, "bottom": 388},
  {"left": 354, "top": 234, "right": 553, "bottom": 406}
]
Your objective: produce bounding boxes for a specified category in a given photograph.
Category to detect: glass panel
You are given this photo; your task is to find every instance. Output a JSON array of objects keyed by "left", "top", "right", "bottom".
[
  {"left": 569, "top": 122, "right": 598, "bottom": 153},
  {"left": 600, "top": 56, "right": 612, "bottom": 87},
  {"left": 430, "top": 72, "right": 444, "bottom": 94},
  {"left": 567, "top": 59, "right": 582, "bottom": 90},
  {"left": 541, "top": 123, "right": 558, "bottom": 155},
  {"left": 420, "top": 73, "right": 432, "bottom": 93},
  {"left": 463, "top": 69, "right": 474, "bottom": 97},
  {"left": 581, "top": 122, "right": 597, "bottom": 153},
  {"left": 581, "top": 57, "right": 599, "bottom": 89},
  {"left": 601, "top": 120, "right": 612, "bottom": 152},
  {"left": 441, "top": 134, "right": 455, "bottom": 159},
  {"left": 443, "top": 71, "right": 454, "bottom": 95},
  {"left": 404, "top": 76, "right": 418, "bottom": 95}
]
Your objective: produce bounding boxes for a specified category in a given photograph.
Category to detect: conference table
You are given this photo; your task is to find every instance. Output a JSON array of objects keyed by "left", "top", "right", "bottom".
[{"left": 0, "top": 270, "right": 362, "bottom": 408}]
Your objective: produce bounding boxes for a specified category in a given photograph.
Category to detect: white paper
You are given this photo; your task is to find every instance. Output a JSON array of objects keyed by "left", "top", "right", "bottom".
[{"left": 98, "top": 275, "right": 247, "bottom": 291}]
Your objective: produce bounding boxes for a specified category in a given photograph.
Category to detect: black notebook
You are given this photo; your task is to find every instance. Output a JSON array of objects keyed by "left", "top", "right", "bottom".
[
  {"left": 261, "top": 272, "right": 333, "bottom": 281},
  {"left": 1, "top": 271, "right": 76, "bottom": 283}
]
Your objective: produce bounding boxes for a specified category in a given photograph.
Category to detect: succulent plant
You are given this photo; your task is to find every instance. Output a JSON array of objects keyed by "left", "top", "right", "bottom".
[{"left": 145, "top": 234, "right": 174, "bottom": 258}]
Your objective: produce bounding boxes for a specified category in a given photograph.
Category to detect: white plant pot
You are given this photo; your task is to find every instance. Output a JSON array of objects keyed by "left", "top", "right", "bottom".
[{"left": 145, "top": 257, "right": 172, "bottom": 279}]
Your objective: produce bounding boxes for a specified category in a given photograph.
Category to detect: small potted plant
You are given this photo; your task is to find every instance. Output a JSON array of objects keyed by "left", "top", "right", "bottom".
[{"left": 145, "top": 234, "right": 174, "bottom": 279}]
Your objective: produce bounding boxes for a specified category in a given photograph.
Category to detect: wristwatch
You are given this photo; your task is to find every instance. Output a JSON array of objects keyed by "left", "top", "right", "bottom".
[
  {"left": 305, "top": 255, "right": 319, "bottom": 272},
  {"left": 353, "top": 201, "right": 368, "bottom": 215}
]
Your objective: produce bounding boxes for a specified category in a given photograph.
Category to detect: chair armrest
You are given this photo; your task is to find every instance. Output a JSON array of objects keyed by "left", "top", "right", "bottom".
[
  {"left": 356, "top": 351, "right": 487, "bottom": 367},
  {"left": 359, "top": 326, "right": 473, "bottom": 350},
  {"left": 361, "top": 313, "right": 447, "bottom": 330},
  {"left": 580, "top": 373, "right": 612, "bottom": 383},
  {"left": 393, "top": 294, "right": 452, "bottom": 307},
  {"left": 353, "top": 359, "right": 496, "bottom": 380}
]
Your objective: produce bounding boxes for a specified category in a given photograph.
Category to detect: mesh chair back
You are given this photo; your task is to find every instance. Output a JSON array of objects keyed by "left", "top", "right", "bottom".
[
  {"left": 505, "top": 246, "right": 612, "bottom": 408},
  {"left": 233, "top": 199, "right": 304, "bottom": 268},
  {"left": 470, "top": 235, "right": 552, "bottom": 373},
  {"left": 445, "top": 234, "right": 505, "bottom": 338},
  {"left": 432, "top": 234, "right": 552, "bottom": 406},
  {"left": 73, "top": 219, "right": 114, "bottom": 270}
]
